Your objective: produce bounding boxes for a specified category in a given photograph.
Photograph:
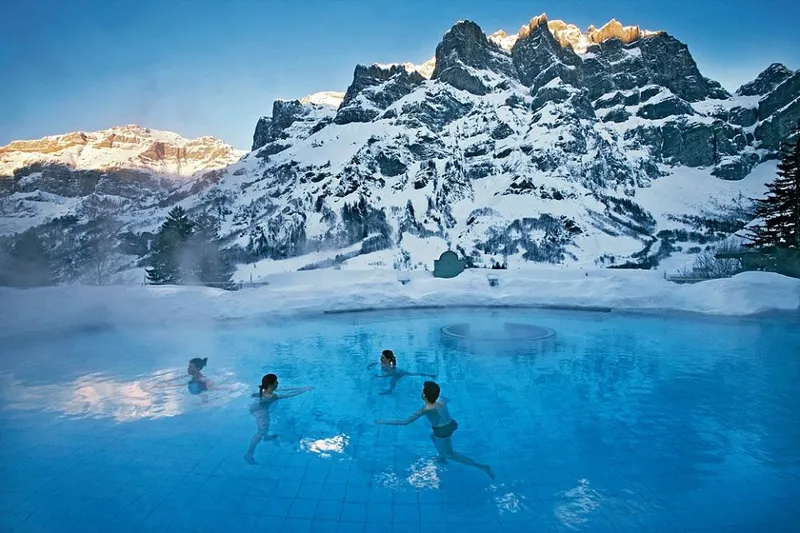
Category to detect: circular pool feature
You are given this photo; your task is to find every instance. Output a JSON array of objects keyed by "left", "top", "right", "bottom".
[{"left": 440, "top": 322, "right": 556, "bottom": 342}]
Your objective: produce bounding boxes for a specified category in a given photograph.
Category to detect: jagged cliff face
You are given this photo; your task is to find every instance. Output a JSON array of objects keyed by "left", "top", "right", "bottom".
[
  {"left": 2, "top": 14, "right": 799, "bottom": 275},
  {"left": 232, "top": 14, "right": 799, "bottom": 271}
]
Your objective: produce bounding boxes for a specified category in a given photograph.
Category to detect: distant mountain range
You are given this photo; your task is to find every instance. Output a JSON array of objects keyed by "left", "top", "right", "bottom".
[{"left": 1, "top": 13, "right": 798, "bottom": 281}]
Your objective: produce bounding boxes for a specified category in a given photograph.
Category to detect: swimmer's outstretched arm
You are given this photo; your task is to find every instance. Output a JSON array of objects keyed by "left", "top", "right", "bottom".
[
  {"left": 274, "top": 387, "right": 313, "bottom": 399},
  {"left": 376, "top": 409, "right": 424, "bottom": 426},
  {"left": 367, "top": 362, "right": 379, "bottom": 369}
]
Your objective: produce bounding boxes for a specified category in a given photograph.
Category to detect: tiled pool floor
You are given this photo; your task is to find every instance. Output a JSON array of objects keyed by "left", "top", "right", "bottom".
[{"left": 1, "top": 309, "right": 799, "bottom": 532}]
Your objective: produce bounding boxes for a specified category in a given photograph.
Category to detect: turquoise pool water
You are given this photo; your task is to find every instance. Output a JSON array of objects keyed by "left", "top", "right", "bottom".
[{"left": 0, "top": 308, "right": 798, "bottom": 532}]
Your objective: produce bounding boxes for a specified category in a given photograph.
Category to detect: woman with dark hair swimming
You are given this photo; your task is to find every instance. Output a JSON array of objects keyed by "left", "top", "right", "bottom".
[
  {"left": 152, "top": 357, "right": 214, "bottom": 396},
  {"left": 244, "top": 373, "right": 313, "bottom": 464},
  {"left": 187, "top": 357, "right": 212, "bottom": 395},
  {"left": 376, "top": 381, "right": 494, "bottom": 478},
  {"left": 368, "top": 349, "right": 436, "bottom": 395}
]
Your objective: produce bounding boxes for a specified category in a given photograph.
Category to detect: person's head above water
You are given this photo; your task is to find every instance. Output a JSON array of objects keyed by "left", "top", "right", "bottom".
[
  {"left": 422, "top": 381, "right": 440, "bottom": 403},
  {"left": 188, "top": 358, "right": 208, "bottom": 375},
  {"left": 380, "top": 350, "right": 397, "bottom": 367},
  {"left": 259, "top": 373, "right": 278, "bottom": 395}
]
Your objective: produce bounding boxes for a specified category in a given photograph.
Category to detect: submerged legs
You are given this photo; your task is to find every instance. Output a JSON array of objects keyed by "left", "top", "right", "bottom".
[
  {"left": 244, "top": 412, "right": 277, "bottom": 464},
  {"left": 431, "top": 433, "right": 494, "bottom": 479}
]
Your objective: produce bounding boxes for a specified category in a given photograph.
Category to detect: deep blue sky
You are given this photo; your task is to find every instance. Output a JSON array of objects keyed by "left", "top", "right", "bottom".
[{"left": 1, "top": 0, "right": 798, "bottom": 149}]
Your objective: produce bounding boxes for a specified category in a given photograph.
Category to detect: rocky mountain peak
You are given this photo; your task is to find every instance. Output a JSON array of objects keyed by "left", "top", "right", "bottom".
[
  {"left": 431, "top": 20, "right": 515, "bottom": 95},
  {"left": 496, "top": 13, "right": 661, "bottom": 55},
  {"left": 736, "top": 63, "right": 795, "bottom": 96},
  {"left": 3, "top": 13, "right": 799, "bottom": 281}
]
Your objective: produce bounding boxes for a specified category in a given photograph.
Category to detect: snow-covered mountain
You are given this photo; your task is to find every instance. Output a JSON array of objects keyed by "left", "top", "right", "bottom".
[
  {"left": 2, "top": 13, "right": 799, "bottom": 280},
  {"left": 0, "top": 125, "right": 244, "bottom": 235},
  {"left": 1, "top": 124, "right": 243, "bottom": 179}
]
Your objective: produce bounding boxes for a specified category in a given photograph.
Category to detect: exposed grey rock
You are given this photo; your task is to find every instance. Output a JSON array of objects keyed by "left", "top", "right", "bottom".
[
  {"left": 755, "top": 97, "right": 800, "bottom": 152},
  {"left": 512, "top": 19, "right": 580, "bottom": 91},
  {"left": 432, "top": 20, "right": 516, "bottom": 95},
  {"left": 636, "top": 96, "right": 695, "bottom": 120},
  {"left": 636, "top": 33, "right": 730, "bottom": 102},
  {"left": 756, "top": 71, "right": 800, "bottom": 121},
  {"left": 335, "top": 64, "right": 424, "bottom": 125},
  {"left": 490, "top": 122, "right": 514, "bottom": 140},
  {"left": 251, "top": 117, "right": 272, "bottom": 151},
  {"left": 728, "top": 106, "right": 758, "bottom": 127},
  {"left": 736, "top": 63, "right": 794, "bottom": 96},
  {"left": 602, "top": 107, "right": 631, "bottom": 123},
  {"left": 711, "top": 154, "right": 760, "bottom": 181},
  {"left": 398, "top": 90, "right": 473, "bottom": 131}
]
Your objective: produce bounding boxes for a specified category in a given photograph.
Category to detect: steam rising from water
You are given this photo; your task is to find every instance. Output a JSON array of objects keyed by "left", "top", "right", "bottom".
[{"left": 0, "top": 368, "right": 247, "bottom": 422}]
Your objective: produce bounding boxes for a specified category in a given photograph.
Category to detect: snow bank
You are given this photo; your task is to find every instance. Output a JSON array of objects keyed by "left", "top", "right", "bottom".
[{"left": 1, "top": 268, "right": 797, "bottom": 336}]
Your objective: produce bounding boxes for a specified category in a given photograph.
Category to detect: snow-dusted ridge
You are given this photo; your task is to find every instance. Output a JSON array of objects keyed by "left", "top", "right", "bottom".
[
  {"left": 301, "top": 13, "right": 661, "bottom": 109},
  {"left": 0, "top": 124, "right": 245, "bottom": 179},
  {"left": 491, "top": 14, "right": 661, "bottom": 55},
  {"left": 299, "top": 91, "right": 346, "bottom": 109}
]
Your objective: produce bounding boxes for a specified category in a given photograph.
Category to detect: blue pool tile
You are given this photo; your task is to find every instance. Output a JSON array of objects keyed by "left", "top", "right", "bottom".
[
  {"left": 365, "top": 502, "right": 393, "bottom": 522},
  {"left": 313, "top": 500, "right": 342, "bottom": 521},
  {"left": 309, "top": 519, "right": 337, "bottom": 533},
  {"left": 248, "top": 479, "right": 281, "bottom": 497},
  {"left": 198, "top": 511, "right": 259, "bottom": 533},
  {"left": 235, "top": 494, "right": 270, "bottom": 515},
  {"left": 138, "top": 510, "right": 177, "bottom": 531},
  {"left": 390, "top": 522, "right": 420, "bottom": 533},
  {"left": 212, "top": 491, "right": 248, "bottom": 513},
  {"left": 255, "top": 515, "right": 285, "bottom": 531},
  {"left": 367, "top": 487, "right": 394, "bottom": 504},
  {"left": 343, "top": 484, "right": 370, "bottom": 503},
  {"left": 280, "top": 518, "right": 313, "bottom": 533},
  {"left": 392, "top": 503, "right": 421, "bottom": 523},
  {"left": 0, "top": 513, "right": 32, "bottom": 530},
  {"left": 340, "top": 502, "right": 368, "bottom": 522},
  {"left": 392, "top": 490, "right": 420, "bottom": 506},
  {"left": 302, "top": 468, "right": 331, "bottom": 484},
  {"left": 336, "top": 521, "right": 365, "bottom": 533},
  {"left": 287, "top": 498, "right": 318, "bottom": 520},
  {"left": 363, "top": 522, "right": 392, "bottom": 533},
  {"left": 320, "top": 483, "right": 348, "bottom": 501},
  {"left": 264, "top": 497, "right": 295, "bottom": 517},
  {"left": 269, "top": 481, "right": 302, "bottom": 499},
  {"left": 297, "top": 482, "right": 325, "bottom": 500}
]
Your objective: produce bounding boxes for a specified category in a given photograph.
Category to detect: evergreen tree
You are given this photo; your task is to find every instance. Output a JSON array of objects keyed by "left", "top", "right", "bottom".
[
  {"left": 746, "top": 125, "right": 800, "bottom": 249},
  {"left": 146, "top": 206, "right": 194, "bottom": 284},
  {"left": 186, "top": 212, "right": 234, "bottom": 286},
  {"left": 2, "top": 231, "right": 54, "bottom": 287}
]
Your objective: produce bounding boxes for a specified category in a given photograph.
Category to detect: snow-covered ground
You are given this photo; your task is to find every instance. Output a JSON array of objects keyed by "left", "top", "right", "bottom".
[{"left": 1, "top": 268, "right": 797, "bottom": 337}]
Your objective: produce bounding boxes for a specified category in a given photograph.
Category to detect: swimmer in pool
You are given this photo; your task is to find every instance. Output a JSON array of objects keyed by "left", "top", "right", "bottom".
[
  {"left": 376, "top": 381, "right": 494, "bottom": 479},
  {"left": 153, "top": 357, "right": 214, "bottom": 395},
  {"left": 368, "top": 349, "right": 436, "bottom": 395},
  {"left": 244, "top": 373, "right": 313, "bottom": 464},
  {"left": 187, "top": 357, "right": 213, "bottom": 395}
]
